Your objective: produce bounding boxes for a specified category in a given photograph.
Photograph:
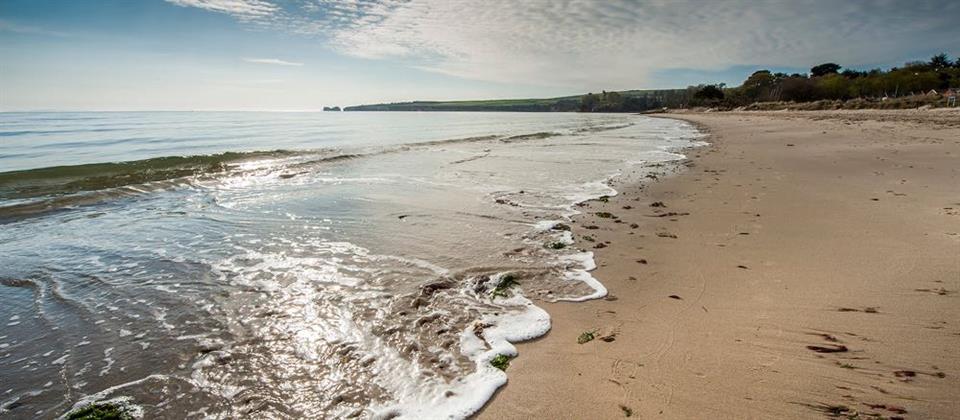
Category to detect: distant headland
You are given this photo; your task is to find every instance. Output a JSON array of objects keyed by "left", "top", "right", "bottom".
[{"left": 344, "top": 54, "right": 960, "bottom": 113}]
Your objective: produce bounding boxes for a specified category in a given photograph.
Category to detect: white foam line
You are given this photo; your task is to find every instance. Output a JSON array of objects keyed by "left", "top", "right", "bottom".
[
  {"left": 557, "top": 251, "right": 606, "bottom": 301},
  {"left": 372, "top": 276, "right": 550, "bottom": 419},
  {"left": 60, "top": 375, "right": 170, "bottom": 419},
  {"left": 551, "top": 119, "right": 706, "bottom": 302},
  {"left": 532, "top": 220, "right": 562, "bottom": 231},
  {"left": 369, "top": 121, "right": 706, "bottom": 416},
  {"left": 55, "top": 117, "right": 705, "bottom": 420}
]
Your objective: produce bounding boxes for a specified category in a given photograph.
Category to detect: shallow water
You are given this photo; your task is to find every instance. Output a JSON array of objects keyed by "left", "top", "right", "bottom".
[{"left": 0, "top": 111, "right": 702, "bottom": 418}]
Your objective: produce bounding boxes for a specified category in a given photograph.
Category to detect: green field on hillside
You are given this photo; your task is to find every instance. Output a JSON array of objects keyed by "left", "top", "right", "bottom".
[{"left": 342, "top": 90, "right": 685, "bottom": 112}]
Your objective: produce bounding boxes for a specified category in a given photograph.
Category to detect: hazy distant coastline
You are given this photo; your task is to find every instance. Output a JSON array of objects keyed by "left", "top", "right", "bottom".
[
  {"left": 342, "top": 89, "right": 685, "bottom": 112},
  {"left": 346, "top": 54, "right": 960, "bottom": 113}
]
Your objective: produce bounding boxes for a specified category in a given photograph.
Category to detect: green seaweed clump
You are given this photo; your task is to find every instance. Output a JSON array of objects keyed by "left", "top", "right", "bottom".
[
  {"left": 546, "top": 241, "right": 567, "bottom": 250},
  {"left": 66, "top": 402, "right": 133, "bottom": 420},
  {"left": 490, "top": 354, "right": 512, "bottom": 371},
  {"left": 595, "top": 212, "right": 614, "bottom": 218},
  {"left": 577, "top": 330, "right": 596, "bottom": 344},
  {"left": 490, "top": 274, "right": 519, "bottom": 298}
]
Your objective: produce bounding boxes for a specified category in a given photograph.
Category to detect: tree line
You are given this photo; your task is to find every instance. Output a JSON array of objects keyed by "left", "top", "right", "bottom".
[
  {"left": 581, "top": 53, "right": 960, "bottom": 111},
  {"left": 578, "top": 89, "right": 693, "bottom": 112}
]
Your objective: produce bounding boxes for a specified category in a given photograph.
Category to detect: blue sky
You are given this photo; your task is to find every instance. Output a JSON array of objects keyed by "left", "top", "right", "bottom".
[{"left": 1, "top": 0, "right": 958, "bottom": 111}]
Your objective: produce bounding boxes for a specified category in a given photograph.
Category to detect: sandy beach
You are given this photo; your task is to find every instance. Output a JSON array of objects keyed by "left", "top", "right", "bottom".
[{"left": 480, "top": 110, "right": 960, "bottom": 419}]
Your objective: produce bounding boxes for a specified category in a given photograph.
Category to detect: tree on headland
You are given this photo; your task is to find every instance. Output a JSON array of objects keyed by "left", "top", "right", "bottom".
[
  {"left": 572, "top": 53, "right": 959, "bottom": 113},
  {"left": 579, "top": 93, "right": 599, "bottom": 112},
  {"left": 597, "top": 90, "right": 624, "bottom": 111},
  {"left": 810, "top": 63, "right": 841, "bottom": 77},
  {"left": 740, "top": 53, "right": 956, "bottom": 103},
  {"left": 693, "top": 84, "right": 725, "bottom": 101},
  {"left": 576, "top": 89, "right": 691, "bottom": 112},
  {"left": 579, "top": 91, "right": 631, "bottom": 112},
  {"left": 741, "top": 70, "right": 777, "bottom": 102},
  {"left": 816, "top": 73, "right": 851, "bottom": 99},
  {"left": 841, "top": 69, "right": 867, "bottom": 78},
  {"left": 930, "top": 53, "right": 950, "bottom": 70},
  {"left": 779, "top": 76, "right": 817, "bottom": 102}
]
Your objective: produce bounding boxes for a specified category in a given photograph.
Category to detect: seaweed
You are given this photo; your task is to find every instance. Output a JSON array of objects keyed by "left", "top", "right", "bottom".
[
  {"left": 807, "top": 344, "right": 849, "bottom": 353},
  {"left": 546, "top": 241, "right": 567, "bottom": 250},
  {"left": 820, "top": 404, "right": 854, "bottom": 417},
  {"left": 490, "top": 274, "right": 519, "bottom": 298},
  {"left": 66, "top": 402, "right": 133, "bottom": 420},
  {"left": 577, "top": 330, "right": 596, "bottom": 344},
  {"left": 490, "top": 354, "right": 512, "bottom": 371}
]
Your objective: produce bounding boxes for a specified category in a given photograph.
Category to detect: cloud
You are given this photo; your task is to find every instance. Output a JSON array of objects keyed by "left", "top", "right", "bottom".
[
  {"left": 242, "top": 57, "right": 304, "bottom": 66},
  {"left": 0, "top": 19, "right": 72, "bottom": 37},
  {"left": 321, "top": 0, "right": 960, "bottom": 89},
  {"left": 170, "top": 0, "right": 960, "bottom": 90},
  {"left": 165, "top": 0, "right": 278, "bottom": 20}
]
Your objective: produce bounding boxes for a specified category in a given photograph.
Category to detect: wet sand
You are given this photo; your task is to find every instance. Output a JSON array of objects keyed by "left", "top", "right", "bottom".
[{"left": 479, "top": 110, "right": 960, "bottom": 419}]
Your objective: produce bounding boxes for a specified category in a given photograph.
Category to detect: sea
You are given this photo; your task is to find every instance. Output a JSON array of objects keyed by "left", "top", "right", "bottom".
[{"left": 0, "top": 111, "right": 703, "bottom": 419}]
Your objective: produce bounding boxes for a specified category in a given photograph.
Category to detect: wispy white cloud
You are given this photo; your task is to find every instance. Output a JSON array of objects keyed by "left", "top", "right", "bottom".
[
  {"left": 169, "top": 0, "right": 960, "bottom": 90},
  {"left": 242, "top": 57, "right": 304, "bottom": 66},
  {"left": 0, "top": 19, "right": 72, "bottom": 37},
  {"left": 320, "top": 0, "right": 960, "bottom": 89},
  {"left": 165, "top": 0, "right": 279, "bottom": 20}
]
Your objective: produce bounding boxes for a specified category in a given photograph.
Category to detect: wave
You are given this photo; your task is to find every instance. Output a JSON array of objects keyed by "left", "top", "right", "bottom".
[
  {"left": 0, "top": 116, "right": 708, "bottom": 418},
  {"left": 0, "top": 125, "right": 629, "bottom": 223},
  {"left": 0, "top": 128, "right": 125, "bottom": 137},
  {"left": 0, "top": 150, "right": 307, "bottom": 223},
  {"left": 499, "top": 131, "right": 560, "bottom": 142},
  {"left": 0, "top": 131, "right": 558, "bottom": 201},
  {"left": 573, "top": 123, "right": 633, "bottom": 133},
  {"left": 0, "top": 150, "right": 297, "bottom": 201}
]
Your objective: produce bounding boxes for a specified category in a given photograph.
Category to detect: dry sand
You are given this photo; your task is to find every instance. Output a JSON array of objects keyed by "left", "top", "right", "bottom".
[{"left": 479, "top": 110, "right": 960, "bottom": 419}]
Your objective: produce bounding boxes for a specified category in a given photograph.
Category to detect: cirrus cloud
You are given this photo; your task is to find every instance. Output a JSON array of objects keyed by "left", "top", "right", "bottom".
[
  {"left": 242, "top": 57, "right": 304, "bottom": 66},
  {"left": 166, "top": 0, "right": 278, "bottom": 20},
  {"left": 169, "top": 0, "right": 960, "bottom": 90}
]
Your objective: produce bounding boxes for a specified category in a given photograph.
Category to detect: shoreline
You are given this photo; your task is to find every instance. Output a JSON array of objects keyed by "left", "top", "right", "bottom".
[{"left": 478, "top": 110, "right": 960, "bottom": 419}]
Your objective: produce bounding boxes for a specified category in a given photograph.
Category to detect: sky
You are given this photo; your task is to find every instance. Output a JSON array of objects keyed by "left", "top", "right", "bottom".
[{"left": 1, "top": 0, "right": 958, "bottom": 111}]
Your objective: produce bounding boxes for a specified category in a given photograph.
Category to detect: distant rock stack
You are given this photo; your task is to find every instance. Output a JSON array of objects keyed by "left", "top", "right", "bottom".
[{"left": 323, "top": 106, "right": 342, "bottom": 111}]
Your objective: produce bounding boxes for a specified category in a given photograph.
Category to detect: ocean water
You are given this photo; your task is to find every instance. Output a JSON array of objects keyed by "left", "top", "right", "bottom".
[{"left": 0, "top": 111, "right": 702, "bottom": 418}]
